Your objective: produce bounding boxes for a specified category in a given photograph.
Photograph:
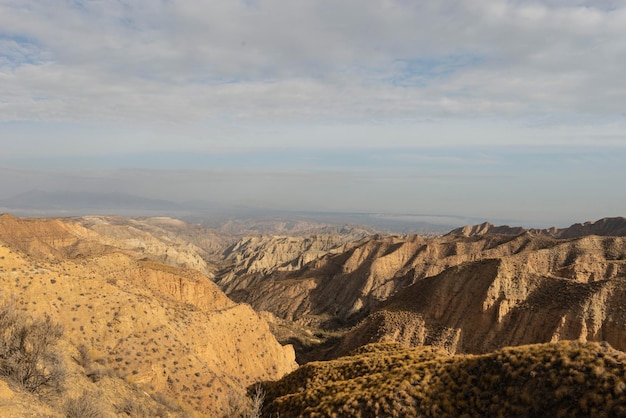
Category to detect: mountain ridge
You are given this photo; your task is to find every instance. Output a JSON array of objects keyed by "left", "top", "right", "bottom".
[{"left": 447, "top": 216, "right": 626, "bottom": 238}]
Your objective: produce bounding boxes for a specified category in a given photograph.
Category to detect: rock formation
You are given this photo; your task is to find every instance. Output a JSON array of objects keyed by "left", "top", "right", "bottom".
[
  {"left": 337, "top": 250, "right": 626, "bottom": 356},
  {"left": 75, "top": 215, "right": 235, "bottom": 278},
  {"left": 216, "top": 231, "right": 369, "bottom": 294},
  {"left": 3, "top": 212, "right": 626, "bottom": 416},
  {"left": 0, "top": 214, "right": 296, "bottom": 416},
  {"left": 225, "top": 221, "right": 626, "bottom": 359}
]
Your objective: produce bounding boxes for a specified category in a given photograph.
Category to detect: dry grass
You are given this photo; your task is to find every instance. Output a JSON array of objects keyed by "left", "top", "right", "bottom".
[
  {"left": 64, "top": 391, "right": 106, "bottom": 418},
  {"left": 262, "top": 340, "right": 626, "bottom": 417},
  {"left": 222, "top": 385, "right": 265, "bottom": 418}
]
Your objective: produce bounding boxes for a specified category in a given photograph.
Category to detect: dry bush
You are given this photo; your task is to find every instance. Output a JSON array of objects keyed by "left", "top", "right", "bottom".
[
  {"left": 75, "top": 343, "right": 92, "bottom": 368},
  {"left": 74, "top": 343, "right": 107, "bottom": 382},
  {"left": 150, "top": 391, "right": 184, "bottom": 414},
  {"left": 116, "top": 389, "right": 174, "bottom": 417},
  {"left": 249, "top": 385, "right": 265, "bottom": 418},
  {"left": 223, "top": 385, "right": 265, "bottom": 418},
  {"left": 116, "top": 397, "right": 150, "bottom": 417},
  {"left": 64, "top": 391, "right": 105, "bottom": 418},
  {"left": 85, "top": 366, "right": 112, "bottom": 383},
  {"left": 0, "top": 298, "right": 65, "bottom": 392}
]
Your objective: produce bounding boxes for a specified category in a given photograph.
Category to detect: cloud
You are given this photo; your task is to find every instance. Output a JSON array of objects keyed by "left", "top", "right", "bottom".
[
  {"left": 1, "top": 1, "right": 625, "bottom": 225},
  {"left": 0, "top": 0, "right": 625, "bottom": 131}
]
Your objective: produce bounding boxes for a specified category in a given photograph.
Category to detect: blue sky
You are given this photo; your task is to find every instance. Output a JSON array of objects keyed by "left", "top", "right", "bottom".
[{"left": 1, "top": 0, "right": 625, "bottom": 226}]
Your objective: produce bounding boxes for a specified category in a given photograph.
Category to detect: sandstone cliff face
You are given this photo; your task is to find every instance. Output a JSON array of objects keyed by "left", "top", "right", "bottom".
[
  {"left": 232, "top": 235, "right": 419, "bottom": 325},
  {"left": 0, "top": 215, "right": 296, "bottom": 416},
  {"left": 216, "top": 233, "right": 366, "bottom": 294},
  {"left": 230, "top": 233, "right": 549, "bottom": 326},
  {"left": 75, "top": 215, "right": 235, "bottom": 278},
  {"left": 336, "top": 236, "right": 626, "bottom": 356},
  {"left": 230, "top": 227, "right": 626, "bottom": 357}
]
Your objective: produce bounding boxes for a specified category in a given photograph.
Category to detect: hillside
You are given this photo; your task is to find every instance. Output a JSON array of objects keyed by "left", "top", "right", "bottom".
[
  {"left": 216, "top": 230, "right": 369, "bottom": 294},
  {"left": 228, "top": 232, "right": 559, "bottom": 326},
  {"left": 74, "top": 215, "right": 235, "bottom": 278},
  {"left": 0, "top": 214, "right": 296, "bottom": 416},
  {"left": 337, "top": 251, "right": 626, "bottom": 356},
  {"left": 222, "top": 220, "right": 626, "bottom": 361},
  {"left": 3, "top": 212, "right": 626, "bottom": 415},
  {"left": 0, "top": 299, "right": 188, "bottom": 417},
  {"left": 262, "top": 340, "right": 626, "bottom": 417}
]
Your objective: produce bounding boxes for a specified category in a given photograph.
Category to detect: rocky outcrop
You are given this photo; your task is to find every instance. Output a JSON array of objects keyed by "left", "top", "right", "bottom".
[
  {"left": 74, "top": 215, "right": 235, "bottom": 278},
  {"left": 556, "top": 217, "right": 626, "bottom": 239},
  {"left": 447, "top": 221, "right": 527, "bottom": 237},
  {"left": 216, "top": 233, "right": 367, "bottom": 294},
  {"left": 337, "top": 255, "right": 626, "bottom": 355},
  {"left": 229, "top": 233, "right": 555, "bottom": 326},
  {"left": 229, "top": 226, "right": 626, "bottom": 361}
]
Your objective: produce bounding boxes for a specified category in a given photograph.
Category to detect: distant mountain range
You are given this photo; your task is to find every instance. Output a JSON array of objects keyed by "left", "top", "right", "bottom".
[
  {"left": 447, "top": 217, "right": 626, "bottom": 239},
  {"left": 0, "top": 189, "right": 180, "bottom": 212},
  {"left": 0, "top": 190, "right": 463, "bottom": 234}
]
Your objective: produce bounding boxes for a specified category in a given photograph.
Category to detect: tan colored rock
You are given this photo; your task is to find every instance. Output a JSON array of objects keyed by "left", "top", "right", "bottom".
[
  {"left": 338, "top": 254, "right": 626, "bottom": 355},
  {"left": 217, "top": 233, "right": 364, "bottom": 293},
  {"left": 0, "top": 214, "right": 296, "bottom": 417},
  {"left": 74, "top": 215, "right": 234, "bottom": 278},
  {"left": 224, "top": 224, "right": 626, "bottom": 361}
]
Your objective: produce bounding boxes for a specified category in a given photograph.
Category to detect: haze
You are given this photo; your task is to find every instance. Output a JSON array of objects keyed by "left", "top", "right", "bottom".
[{"left": 1, "top": 1, "right": 625, "bottom": 227}]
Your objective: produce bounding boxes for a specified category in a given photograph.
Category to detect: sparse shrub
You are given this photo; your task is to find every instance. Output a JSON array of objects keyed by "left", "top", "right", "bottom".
[
  {"left": 0, "top": 298, "right": 65, "bottom": 392},
  {"left": 249, "top": 385, "right": 265, "bottom": 418},
  {"left": 86, "top": 366, "right": 111, "bottom": 383},
  {"left": 151, "top": 391, "right": 184, "bottom": 413},
  {"left": 116, "top": 397, "right": 151, "bottom": 417},
  {"left": 261, "top": 341, "right": 626, "bottom": 417},
  {"left": 75, "top": 343, "right": 92, "bottom": 368},
  {"left": 223, "top": 385, "right": 265, "bottom": 418},
  {"left": 64, "top": 391, "right": 105, "bottom": 418}
]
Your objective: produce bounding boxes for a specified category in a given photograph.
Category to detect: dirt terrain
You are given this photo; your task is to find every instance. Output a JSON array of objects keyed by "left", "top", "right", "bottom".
[
  {"left": 2, "top": 213, "right": 626, "bottom": 416},
  {"left": 0, "top": 214, "right": 296, "bottom": 417},
  {"left": 218, "top": 218, "right": 626, "bottom": 364}
]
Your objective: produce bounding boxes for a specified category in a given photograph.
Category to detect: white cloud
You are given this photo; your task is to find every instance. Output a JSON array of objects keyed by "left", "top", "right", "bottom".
[
  {"left": 2, "top": 1, "right": 626, "bottom": 225},
  {"left": 0, "top": 0, "right": 625, "bottom": 146}
]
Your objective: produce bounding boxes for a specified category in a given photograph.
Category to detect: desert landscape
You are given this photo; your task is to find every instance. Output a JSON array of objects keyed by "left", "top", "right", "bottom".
[
  {"left": 1, "top": 213, "right": 625, "bottom": 416},
  {"left": 2, "top": 3, "right": 625, "bottom": 415}
]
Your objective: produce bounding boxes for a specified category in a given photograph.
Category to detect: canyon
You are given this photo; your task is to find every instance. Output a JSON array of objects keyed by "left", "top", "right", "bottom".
[{"left": 1, "top": 213, "right": 625, "bottom": 416}]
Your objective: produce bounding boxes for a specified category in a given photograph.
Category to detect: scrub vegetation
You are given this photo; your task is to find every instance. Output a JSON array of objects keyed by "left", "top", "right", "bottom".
[{"left": 262, "top": 340, "right": 626, "bottom": 417}]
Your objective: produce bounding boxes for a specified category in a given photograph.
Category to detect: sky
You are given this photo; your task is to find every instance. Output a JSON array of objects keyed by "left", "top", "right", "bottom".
[{"left": 1, "top": 0, "right": 625, "bottom": 227}]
